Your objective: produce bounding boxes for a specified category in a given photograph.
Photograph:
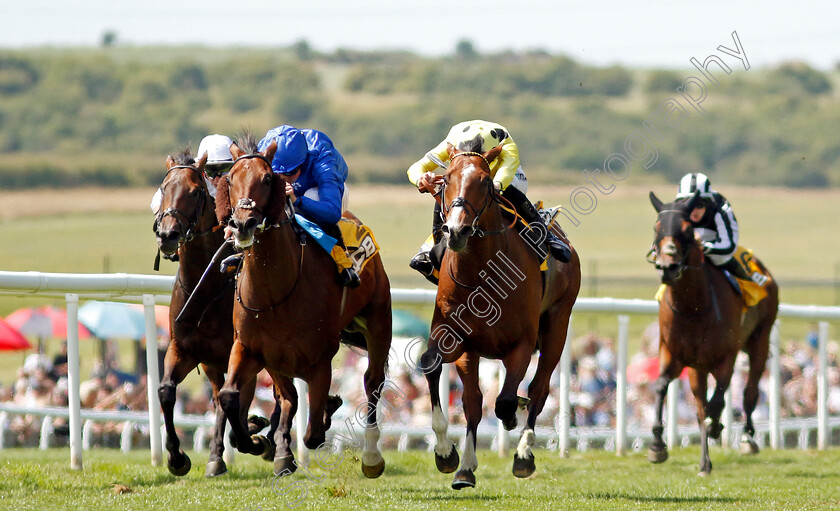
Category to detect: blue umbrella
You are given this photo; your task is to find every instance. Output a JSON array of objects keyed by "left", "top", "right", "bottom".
[
  {"left": 392, "top": 309, "right": 429, "bottom": 338},
  {"left": 78, "top": 301, "right": 149, "bottom": 340}
]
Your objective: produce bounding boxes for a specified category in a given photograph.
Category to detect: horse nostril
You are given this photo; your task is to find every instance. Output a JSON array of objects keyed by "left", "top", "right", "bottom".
[
  {"left": 165, "top": 230, "right": 180, "bottom": 243},
  {"left": 243, "top": 217, "right": 258, "bottom": 232},
  {"left": 441, "top": 225, "right": 450, "bottom": 236}
]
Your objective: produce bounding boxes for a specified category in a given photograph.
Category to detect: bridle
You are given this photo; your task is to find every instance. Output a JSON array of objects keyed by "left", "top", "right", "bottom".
[
  {"left": 153, "top": 165, "right": 218, "bottom": 266},
  {"left": 648, "top": 209, "right": 715, "bottom": 318},
  {"left": 439, "top": 152, "right": 511, "bottom": 238},
  {"left": 224, "top": 152, "right": 302, "bottom": 313}
]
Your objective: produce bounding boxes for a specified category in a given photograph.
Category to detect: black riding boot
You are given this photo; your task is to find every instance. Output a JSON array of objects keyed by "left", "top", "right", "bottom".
[
  {"left": 501, "top": 186, "right": 571, "bottom": 263},
  {"left": 322, "top": 223, "right": 360, "bottom": 288},
  {"left": 409, "top": 202, "right": 445, "bottom": 285}
]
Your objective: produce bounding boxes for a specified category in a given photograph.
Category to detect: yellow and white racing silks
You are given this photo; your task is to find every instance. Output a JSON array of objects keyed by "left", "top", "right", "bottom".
[{"left": 406, "top": 120, "right": 520, "bottom": 191}]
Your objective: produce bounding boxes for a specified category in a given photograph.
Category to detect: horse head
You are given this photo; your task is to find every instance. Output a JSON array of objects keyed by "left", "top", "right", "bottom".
[
  {"left": 649, "top": 190, "right": 703, "bottom": 284},
  {"left": 215, "top": 133, "right": 281, "bottom": 250},
  {"left": 154, "top": 150, "right": 209, "bottom": 258},
  {"left": 440, "top": 143, "right": 504, "bottom": 252}
]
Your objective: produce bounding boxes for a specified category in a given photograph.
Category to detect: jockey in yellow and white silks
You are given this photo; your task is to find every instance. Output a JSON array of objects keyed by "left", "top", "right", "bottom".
[{"left": 407, "top": 120, "right": 571, "bottom": 283}]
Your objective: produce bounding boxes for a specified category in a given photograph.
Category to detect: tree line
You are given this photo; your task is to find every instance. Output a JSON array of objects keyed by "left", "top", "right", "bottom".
[{"left": 0, "top": 45, "right": 836, "bottom": 189}]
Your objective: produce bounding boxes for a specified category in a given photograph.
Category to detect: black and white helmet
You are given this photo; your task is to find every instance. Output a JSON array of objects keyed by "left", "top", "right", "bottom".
[{"left": 676, "top": 172, "right": 714, "bottom": 199}]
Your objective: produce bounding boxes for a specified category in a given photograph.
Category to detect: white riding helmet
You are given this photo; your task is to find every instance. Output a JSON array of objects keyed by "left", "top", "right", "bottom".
[
  {"left": 676, "top": 172, "right": 714, "bottom": 199},
  {"left": 196, "top": 134, "right": 233, "bottom": 166}
]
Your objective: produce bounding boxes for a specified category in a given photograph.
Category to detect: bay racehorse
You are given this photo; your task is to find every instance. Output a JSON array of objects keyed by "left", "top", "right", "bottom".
[
  {"left": 418, "top": 145, "right": 581, "bottom": 489},
  {"left": 154, "top": 150, "right": 278, "bottom": 477},
  {"left": 648, "top": 191, "right": 779, "bottom": 475},
  {"left": 214, "top": 133, "right": 393, "bottom": 478}
]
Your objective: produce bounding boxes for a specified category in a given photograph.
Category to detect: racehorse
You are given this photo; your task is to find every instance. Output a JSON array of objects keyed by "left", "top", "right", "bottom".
[
  {"left": 214, "top": 133, "right": 393, "bottom": 478},
  {"left": 648, "top": 192, "right": 779, "bottom": 475},
  {"left": 154, "top": 150, "right": 276, "bottom": 477},
  {"left": 418, "top": 145, "right": 581, "bottom": 489}
]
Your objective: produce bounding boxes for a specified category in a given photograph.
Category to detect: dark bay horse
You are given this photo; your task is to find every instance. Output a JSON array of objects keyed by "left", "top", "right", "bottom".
[
  {"left": 418, "top": 145, "right": 581, "bottom": 489},
  {"left": 214, "top": 134, "right": 393, "bottom": 478},
  {"left": 154, "top": 150, "right": 275, "bottom": 477},
  {"left": 648, "top": 192, "right": 779, "bottom": 475}
]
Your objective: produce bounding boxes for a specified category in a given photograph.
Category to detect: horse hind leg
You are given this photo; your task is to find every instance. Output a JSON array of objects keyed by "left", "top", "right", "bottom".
[
  {"left": 201, "top": 364, "right": 230, "bottom": 477},
  {"left": 689, "top": 369, "right": 713, "bottom": 476},
  {"left": 268, "top": 374, "right": 298, "bottom": 476},
  {"left": 705, "top": 364, "right": 734, "bottom": 441},
  {"left": 495, "top": 343, "right": 532, "bottom": 432},
  {"left": 740, "top": 326, "right": 771, "bottom": 455},
  {"left": 357, "top": 310, "right": 391, "bottom": 479}
]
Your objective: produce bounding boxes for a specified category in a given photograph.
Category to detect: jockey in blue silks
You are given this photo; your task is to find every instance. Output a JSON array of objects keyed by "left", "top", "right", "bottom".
[{"left": 256, "top": 125, "right": 360, "bottom": 288}]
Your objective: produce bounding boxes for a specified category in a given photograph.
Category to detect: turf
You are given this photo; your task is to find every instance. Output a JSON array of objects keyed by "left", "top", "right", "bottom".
[{"left": 1, "top": 447, "right": 839, "bottom": 510}]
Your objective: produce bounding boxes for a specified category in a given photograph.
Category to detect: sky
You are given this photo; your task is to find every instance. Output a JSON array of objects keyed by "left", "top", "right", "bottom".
[{"left": 1, "top": 0, "right": 838, "bottom": 69}]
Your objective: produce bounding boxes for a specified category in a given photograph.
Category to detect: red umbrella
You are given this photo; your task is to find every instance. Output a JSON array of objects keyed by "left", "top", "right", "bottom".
[
  {"left": 5, "top": 305, "right": 92, "bottom": 340},
  {"left": 627, "top": 356, "right": 689, "bottom": 384},
  {"left": 0, "top": 317, "right": 32, "bottom": 351},
  {"left": 129, "top": 304, "right": 170, "bottom": 340}
]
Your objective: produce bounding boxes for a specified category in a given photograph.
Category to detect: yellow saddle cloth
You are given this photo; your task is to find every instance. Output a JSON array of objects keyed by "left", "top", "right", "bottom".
[
  {"left": 654, "top": 246, "right": 770, "bottom": 308},
  {"left": 339, "top": 218, "right": 380, "bottom": 273}
]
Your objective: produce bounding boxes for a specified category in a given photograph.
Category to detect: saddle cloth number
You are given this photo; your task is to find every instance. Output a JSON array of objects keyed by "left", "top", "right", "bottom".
[{"left": 339, "top": 218, "right": 380, "bottom": 273}]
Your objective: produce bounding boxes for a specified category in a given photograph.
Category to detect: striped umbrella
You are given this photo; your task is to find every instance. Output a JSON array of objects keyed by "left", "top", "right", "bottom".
[{"left": 5, "top": 305, "right": 92, "bottom": 339}]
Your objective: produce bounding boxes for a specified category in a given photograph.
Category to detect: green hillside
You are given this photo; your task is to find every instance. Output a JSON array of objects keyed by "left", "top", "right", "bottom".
[{"left": 0, "top": 45, "right": 838, "bottom": 190}]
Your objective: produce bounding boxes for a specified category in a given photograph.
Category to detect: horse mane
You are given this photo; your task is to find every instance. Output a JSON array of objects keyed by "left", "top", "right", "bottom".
[
  {"left": 168, "top": 148, "right": 195, "bottom": 166},
  {"left": 214, "top": 176, "right": 231, "bottom": 226},
  {"left": 456, "top": 133, "right": 485, "bottom": 153}
]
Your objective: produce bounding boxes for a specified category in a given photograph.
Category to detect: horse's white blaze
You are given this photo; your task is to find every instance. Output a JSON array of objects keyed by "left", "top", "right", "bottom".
[
  {"left": 516, "top": 428, "right": 535, "bottom": 459},
  {"left": 361, "top": 424, "right": 383, "bottom": 466},
  {"left": 458, "top": 431, "right": 478, "bottom": 472},
  {"left": 443, "top": 162, "right": 477, "bottom": 235},
  {"left": 432, "top": 404, "right": 454, "bottom": 457}
]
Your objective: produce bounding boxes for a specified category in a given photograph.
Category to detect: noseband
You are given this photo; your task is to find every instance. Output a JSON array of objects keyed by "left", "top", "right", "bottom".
[
  {"left": 440, "top": 152, "right": 505, "bottom": 238},
  {"left": 154, "top": 165, "right": 211, "bottom": 247},
  {"left": 226, "top": 153, "right": 293, "bottom": 231}
]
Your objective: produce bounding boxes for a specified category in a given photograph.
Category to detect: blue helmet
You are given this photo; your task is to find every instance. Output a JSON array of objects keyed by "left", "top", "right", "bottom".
[{"left": 268, "top": 128, "right": 308, "bottom": 175}]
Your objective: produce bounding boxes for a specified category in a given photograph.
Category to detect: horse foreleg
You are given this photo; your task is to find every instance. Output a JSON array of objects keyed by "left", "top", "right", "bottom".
[
  {"left": 689, "top": 369, "right": 712, "bottom": 475},
  {"left": 496, "top": 343, "right": 531, "bottom": 432},
  {"left": 420, "top": 337, "right": 461, "bottom": 474},
  {"left": 268, "top": 374, "right": 298, "bottom": 476},
  {"left": 158, "top": 346, "right": 196, "bottom": 476},
  {"left": 218, "top": 340, "right": 267, "bottom": 456},
  {"left": 201, "top": 364, "right": 229, "bottom": 477},
  {"left": 706, "top": 362, "right": 734, "bottom": 441},
  {"left": 648, "top": 348, "right": 679, "bottom": 464},
  {"left": 451, "top": 353, "right": 480, "bottom": 490}
]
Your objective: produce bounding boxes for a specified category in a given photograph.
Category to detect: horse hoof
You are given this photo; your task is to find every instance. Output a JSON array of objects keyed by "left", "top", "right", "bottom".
[
  {"left": 502, "top": 416, "right": 518, "bottom": 431},
  {"left": 435, "top": 446, "right": 460, "bottom": 474},
  {"left": 252, "top": 434, "right": 271, "bottom": 456},
  {"left": 248, "top": 414, "right": 270, "bottom": 433},
  {"left": 451, "top": 469, "right": 476, "bottom": 490},
  {"left": 698, "top": 470, "right": 710, "bottom": 477},
  {"left": 361, "top": 458, "right": 385, "bottom": 479},
  {"left": 512, "top": 453, "right": 536, "bottom": 478},
  {"left": 261, "top": 438, "right": 277, "bottom": 461},
  {"left": 647, "top": 447, "right": 668, "bottom": 464},
  {"left": 326, "top": 395, "right": 344, "bottom": 417},
  {"left": 204, "top": 458, "right": 228, "bottom": 478},
  {"left": 739, "top": 435, "right": 759, "bottom": 455},
  {"left": 167, "top": 451, "right": 192, "bottom": 476},
  {"left": 274, "top": 455, "right": 297, "bottom": 476},
  {"left": 704, "top": 417, "right": 724, "bottom": 440}
]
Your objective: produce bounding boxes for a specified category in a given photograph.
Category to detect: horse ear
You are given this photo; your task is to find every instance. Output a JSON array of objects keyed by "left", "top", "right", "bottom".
[
  {"left": 165, "top": 155, "right": 176, "bottom": 169},
  {"left": 214, "top": 176, "right": 232, "bottom": 226},
  {"left": 446, "top": 142, "right": 456, "bottom": 160},
  {"left": 230, "top": 141, "right": 245, "bottom": 160},
  {"left": 649, "top": 191, "right": 664, "bottom": 213},
  {"left": 483, "top": 144, "right": 503, "bottom": 165},
  {"left": 195, "top": 153, "right": 207, "bottom": 171},
  {"left": 261, "top": 139, "right": 278, "bottom": 163}
]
